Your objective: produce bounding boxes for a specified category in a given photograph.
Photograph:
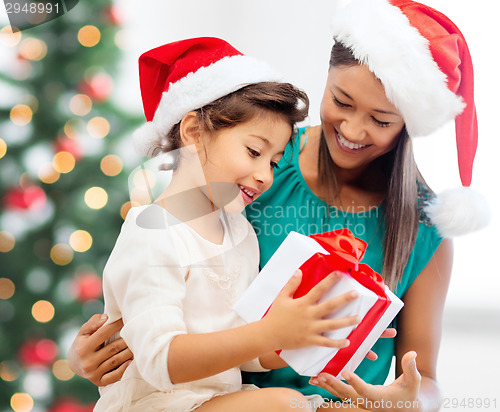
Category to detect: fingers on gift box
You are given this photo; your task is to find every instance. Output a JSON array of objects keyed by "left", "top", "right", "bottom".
[{"left": 234, "top": 229, "right": 403, "bottom": 378}]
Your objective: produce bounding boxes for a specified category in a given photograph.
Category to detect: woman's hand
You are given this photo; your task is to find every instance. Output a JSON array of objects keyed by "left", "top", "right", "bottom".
[
  {"left": 365, "top": 328, "right": 397, "bottom": 361},
  {"left": 311, "top": 351, "right": 422, "bottom": 411},
  {"left": 67, "top": 314, "right": 133, "bottom": 386},
  {"left": 261, "top": 270, "right": 361, "bottom": 351}
]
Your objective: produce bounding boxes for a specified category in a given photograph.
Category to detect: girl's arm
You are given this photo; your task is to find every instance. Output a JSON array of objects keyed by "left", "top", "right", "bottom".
[
  {"left": 312, "top": 238, "right": 453, "bottom": 412},
  {"left": 168, "top": 271, "right": 360, "bottom": 384}
]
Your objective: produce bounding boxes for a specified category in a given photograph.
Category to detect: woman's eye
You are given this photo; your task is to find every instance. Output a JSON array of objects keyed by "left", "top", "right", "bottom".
[
  {"left": 270, "top": 161, "right": 280, "bottom": 170},
  {"left": 333, "top": 95, "right": 350, "bottom": 108},
  {"left": 372, "top": 117, "right": 391, "bottom": 127},
  {"left": 247, "top": 148, "right": 260, "bottom": 157}
]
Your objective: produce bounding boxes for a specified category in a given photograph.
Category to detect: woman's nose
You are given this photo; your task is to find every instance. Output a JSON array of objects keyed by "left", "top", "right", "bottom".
[{"left": 340, "top": 114, "right": 367, "bottom": 142}]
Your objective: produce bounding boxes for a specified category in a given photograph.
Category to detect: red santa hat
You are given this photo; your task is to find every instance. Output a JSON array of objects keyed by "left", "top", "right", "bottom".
[
  {"left": 132, "top": 37, "right": 282, "bottom": 157},
  {"left": 331, "top": 0, "right": 489, "bottom": 237}
]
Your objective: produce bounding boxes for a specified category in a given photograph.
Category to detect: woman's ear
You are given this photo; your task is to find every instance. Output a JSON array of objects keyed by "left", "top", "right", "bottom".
[{"left": 179, "top": 112, "right": 203, "bottom": 150}]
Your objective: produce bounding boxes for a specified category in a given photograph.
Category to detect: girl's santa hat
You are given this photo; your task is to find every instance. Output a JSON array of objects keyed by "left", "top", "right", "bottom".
[
  {"left": 133, "top": 37, "right": 282, "bottom": 157},
  {"left": 331, "top": 0, "right": 489, "bottom": 237}
]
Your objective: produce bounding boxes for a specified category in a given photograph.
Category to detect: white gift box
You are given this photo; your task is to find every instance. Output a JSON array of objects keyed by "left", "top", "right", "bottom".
[{"left": 234, "top": 230, "right": 403, "bottom": 378}]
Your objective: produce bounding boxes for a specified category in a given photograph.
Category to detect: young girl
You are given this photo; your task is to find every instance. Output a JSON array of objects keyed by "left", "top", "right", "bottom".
[{"left": 93, "top": 37, "right": 361, "bottom": 412}]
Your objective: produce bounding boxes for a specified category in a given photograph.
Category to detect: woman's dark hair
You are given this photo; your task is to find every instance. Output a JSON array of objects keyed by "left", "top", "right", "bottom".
[
  {"left": 152, "top": 82, "right": 309, "bottom": 163},
  {"left": 319, "top": 42, "right": 432, "bottom": 289}
]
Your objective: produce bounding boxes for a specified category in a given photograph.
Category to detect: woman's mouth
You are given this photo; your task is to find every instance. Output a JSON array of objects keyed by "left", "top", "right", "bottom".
[
  {"left": 239, "top": 185, "right": 257, "bottom": 204},
  {"left": 336, "top": 131, "right": 369, "bottom": 153}
]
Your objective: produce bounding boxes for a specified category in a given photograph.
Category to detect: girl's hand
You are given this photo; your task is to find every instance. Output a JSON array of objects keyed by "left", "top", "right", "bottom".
[
  {"left": 311, "top": 351, "right": 422, "bottom": 411},
  {"left": 262, "top": 270, "right": 361, "bottom": 351},
  {"left": 67, "top": 314, "right": 133, "bottom": 386}
]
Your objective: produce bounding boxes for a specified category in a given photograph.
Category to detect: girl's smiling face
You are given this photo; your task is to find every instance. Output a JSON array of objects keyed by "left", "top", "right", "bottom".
[
  {"left": 197, "top": 111, "right": 292, "bottom": 211},
  {"left": 320, "top": 63, "right": 405, "bottom": 173}
]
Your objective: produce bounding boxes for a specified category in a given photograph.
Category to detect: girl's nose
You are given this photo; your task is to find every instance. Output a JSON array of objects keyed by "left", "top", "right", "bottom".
[{"left": 254, "top": 164, "right": 273, "bottom": 188}]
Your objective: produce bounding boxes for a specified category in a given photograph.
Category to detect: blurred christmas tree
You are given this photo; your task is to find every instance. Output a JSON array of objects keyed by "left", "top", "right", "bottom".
[{"left": 0, "top": 1, "right": 142, "bottom": 410}]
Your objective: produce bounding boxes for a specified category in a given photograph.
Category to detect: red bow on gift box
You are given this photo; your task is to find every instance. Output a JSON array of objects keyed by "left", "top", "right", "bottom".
[
  {"left": 290, "top": 229, "right": 391, "bottom": 377},
  {"left": 295, "top": 229, "right": 386, "bottom": 299}
]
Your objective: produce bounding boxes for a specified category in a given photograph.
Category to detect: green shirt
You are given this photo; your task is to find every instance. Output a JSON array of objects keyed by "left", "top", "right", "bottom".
[{"left": 242, "top": 127, "right": 442, "bottom": 399}]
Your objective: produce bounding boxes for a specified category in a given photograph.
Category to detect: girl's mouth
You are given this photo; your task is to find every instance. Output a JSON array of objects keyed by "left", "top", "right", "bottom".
[{"left": 239, "top": 185, "right": 257, "bottom": 204}]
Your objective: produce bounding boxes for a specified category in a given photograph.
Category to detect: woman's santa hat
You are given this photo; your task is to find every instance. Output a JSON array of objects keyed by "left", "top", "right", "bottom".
[
  {"left": 133, "top": 37, "right": 282, "bottom": 157},
  {"left": 331, "top": 0, "right": 489, "bottom": 237}
]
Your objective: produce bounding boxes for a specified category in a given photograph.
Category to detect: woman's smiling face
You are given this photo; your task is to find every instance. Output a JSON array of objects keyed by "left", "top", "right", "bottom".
[{"left": 320, "top": 63, "right": 405, "bottom": 172}]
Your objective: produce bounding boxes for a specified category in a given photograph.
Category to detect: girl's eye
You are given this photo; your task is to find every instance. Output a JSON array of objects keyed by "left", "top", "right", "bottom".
[
  {"left": 247, "top": 148, "right": 260, "bottom": 157},
  {"left": 372, "top": 117, "right": 391, "bottom": 127},
  {"left": 333, "top": 95, "right": 350, "bottom": 108},
  {"left": 270, "top": 161, "right": 280, "bottom": 170}
]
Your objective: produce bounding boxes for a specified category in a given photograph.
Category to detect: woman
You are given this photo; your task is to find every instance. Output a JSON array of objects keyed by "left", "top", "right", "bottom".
[{"left": 68, "top": 0, "right": 488, "bottom": 410}]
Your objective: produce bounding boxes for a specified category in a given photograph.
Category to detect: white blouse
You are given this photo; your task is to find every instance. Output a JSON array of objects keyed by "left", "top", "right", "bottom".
[{"left": 94, "top": 204, "right": 265, "bottom": 412}]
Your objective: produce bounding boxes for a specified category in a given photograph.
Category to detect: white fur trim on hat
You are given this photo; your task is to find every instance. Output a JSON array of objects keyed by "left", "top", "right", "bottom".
[
  {"left": 134, "top": 55, "right": 282, "bottom": 156},
  {"left": 424, "top": 187, "right": 490, "bottom": 237},
  {"left": 331, "top": 0, "right": 465, "bottom": 137},
  {"left": 133, "top": 121, "right": 164, "bottom": 157}
]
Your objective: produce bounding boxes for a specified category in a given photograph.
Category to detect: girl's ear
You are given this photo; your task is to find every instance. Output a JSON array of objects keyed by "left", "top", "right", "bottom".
[{"left": 179, "top": 112, "right": 203, "bottom": 150}]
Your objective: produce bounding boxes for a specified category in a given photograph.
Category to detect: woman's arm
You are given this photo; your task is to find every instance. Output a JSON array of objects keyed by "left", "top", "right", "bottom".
[
  {"left": 67, "top": 314, "right": 133, "bottom": 386},
  {"left": 311, "top": 238, "right": 454, "bottom": 412},
  {"left": 394, "top": 237, "right": 453, "bottom": 410}
]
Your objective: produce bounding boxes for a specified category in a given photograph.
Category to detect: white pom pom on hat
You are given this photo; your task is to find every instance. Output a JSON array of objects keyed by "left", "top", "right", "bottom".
[
  {"left": 424, "top": 187, "right": 490, "bottom": 238},
  {"left": 331, "top": 0, "right": 490, "bottom": 237},
  {"left": 132, "top": 37, "right": 282, "bottom": 157}
]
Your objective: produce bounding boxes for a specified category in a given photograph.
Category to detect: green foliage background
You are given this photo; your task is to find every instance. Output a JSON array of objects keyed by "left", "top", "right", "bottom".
[{"left": 0, "top": 1, "right": 141, "bottom": 409}]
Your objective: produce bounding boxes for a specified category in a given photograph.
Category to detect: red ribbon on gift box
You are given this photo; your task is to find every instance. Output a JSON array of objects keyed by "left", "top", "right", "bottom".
[{"left": 283, "top": 229, "right": 391, "bottom": 377}]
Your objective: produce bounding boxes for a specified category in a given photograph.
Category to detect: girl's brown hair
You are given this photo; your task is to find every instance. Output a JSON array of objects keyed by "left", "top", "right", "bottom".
[
  {"left": 152, "top": 82, "right": 309, "bottom": 164},
  {"left": 320, "top": 42, "right": 433, "bottom": 289}
]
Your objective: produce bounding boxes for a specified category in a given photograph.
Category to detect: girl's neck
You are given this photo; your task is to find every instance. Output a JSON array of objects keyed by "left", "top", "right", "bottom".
[{"left": 155, "top": 174, "right": 225, "bottom": 245}]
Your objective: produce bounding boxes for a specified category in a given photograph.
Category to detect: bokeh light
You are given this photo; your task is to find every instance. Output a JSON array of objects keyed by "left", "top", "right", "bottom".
[
  {"left": 52, "top": 360, "right": 75, "bottom": 381},
  {"left": 84, "top": 187, "right": 108, "bottom": 209},
  {"left": 133, "top": 168, "right": 156, "bottom": 188},
  {"left": 0, "top": 361, "right": 20, "bottom": 382},
  {"left": 32, "top": 300, "right": 55, "bottom": 323},
  {"left": 34, "top": 339, "right": 58, "bottom": 364},
  {"left": 0, "top": 138, "right": 7, "bottom": 159},
  {"left": 100, "top": 154, "right": 123, "bottom": 176},
  {"left": 10, "top": 104, "right": 33, "bottom": 126},
  {"left": 38, "top": 163, "right": 60, "bottom": 184},
  {"left": 120, "top": 201, "right": 132, "bottom": 220},
  {"left": 0, "top": 231, "right": 15, "bottom": 252},
  {"left": 87, "top": 116, "right": 110, "bottom": 138},
  {"left": 26, "top": 268, "right": 51, "bottom": 294},
  {"left": 69, "top": 94, "right": 92, "bottom": 116},
  {"left": 78, "top": 25, "right": 101, "bottom": 47},
  {"left": 53, "top": 151, "right": 76, "bottom": 173},
  {"left": 69, "top": 230, "right": 92, "bottom": 252},
  {"left": 114, "top": 29, "right": 129, "bottom": 50},
  {"left": 64, "top": 118, "right": 85, "bottom": 139},
  {"left": 130, "top": 187, "right": 153, "bottom": 207},
  {"left": 0, "top": 278, "right": 15, "bottom": 299},
  {"left": 0, "top": 26, "right": 22, "bottom": 47},
  {"left": 10, "top": 59, "right": 32, "bottom": 81},
  {"left": 50, "top": 244, "right": 73, "bottom": 265},
  {"left": 19, "top": 38, "right": 47, "bottom": 61},
  {"left": 22, "top": 369, "right": 51, "bottom": 399},
  {"left": 10, "top": 392, "right": 33, "bottom": 412}
]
